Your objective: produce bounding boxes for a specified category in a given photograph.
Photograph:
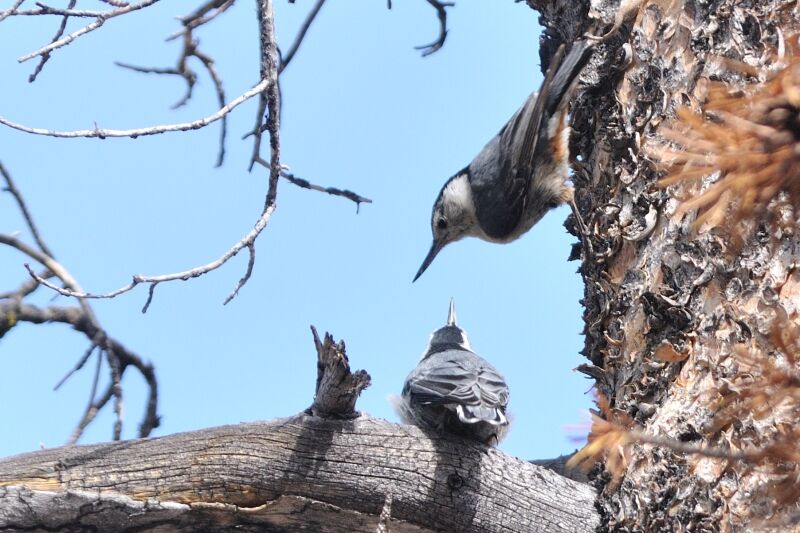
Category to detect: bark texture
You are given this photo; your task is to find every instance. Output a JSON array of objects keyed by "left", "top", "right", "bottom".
[
  {"left": 310, "top": 326, "right": 371, "bottom": 418},
  {"left": 0, "top": 415, "right": 599, "bottom": 532},
  {"left": 549, "top": 0, "right": 800, "bottom": 530}
]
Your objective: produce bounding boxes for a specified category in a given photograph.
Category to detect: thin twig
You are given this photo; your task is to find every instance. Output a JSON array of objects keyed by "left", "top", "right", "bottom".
[
  {"left": 68, "top": 383, "right": 114, "bottom": 444},
  {"left": 0, "top": 0, "right": 25, "bottom": 23},
  {"left": 0, "top": 78, "right": 268, "bottom": 138},
  {"left": 1, "top": 162, "right": 54, "bottom": 256},
  {"left": 0, "top": 299, "right": 159, "bottom": 442},
  {"left": 21, "top": 203, "right": 278, "bottom": 306},
  {"left": 224, "top": 243, "right": 255, "bottom": 305},
  {"left": 275, "top": 166, "right": 372, "bottom": 211},
  {"left": 193, "top": 47, "right": 227, "bottom": 166},
  {"left": 115, "top": 62, "right": 185, "bottom": 76},
  {"left": 87, "top": 347, "right": 104, "bottom": 414},
  {"left": 415, "top": 0, "right": 453, "bottom": 57},
  {"left": 247, "top": 93, "right": 270, "bottom": 171},
  {"left": 166, "top": 0, "right": 234, "bottom": 41},
  {"left": 630, "top": 429, "right": 774, "bottom": 462},
  {"left": 28, "top": 0, "right": 76, "bottom": 82},
  {"left": 1, "top": 173, "right": 158, "bottom": 442},
  {"left": 1, "top": 6, "right": 105, "bottom": 17},
  {"left": 0, "top": 270, "right": 50, "bottom": 300},
  {"left": 17, "top": 0, "right": 162, "bottom": 63},
  {"left": 106, "top": 347, "right": 124, "bottom": 440},
  {"left": 0, "top": 234, "right": 84, "bottom": 298},
  {"left": 116, "top": 31, "right": 227, "bottom": 164},
  {"left": 54, "top": 343, "right": 98, "bottom": 391},
  {"left": 99, "top": 0, "right": 130, "bottom": 7},
  {"left": 279, "top": 0, "right": 326, "bottom": 74}
]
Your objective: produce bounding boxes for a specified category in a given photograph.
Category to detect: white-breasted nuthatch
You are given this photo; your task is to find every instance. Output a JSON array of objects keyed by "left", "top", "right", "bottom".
[
  {"left": 393, "top": 301, "right": 510, "bottom": 445},
  {"left": 413, "top": 40, "right": 594, "bottom": 281}
]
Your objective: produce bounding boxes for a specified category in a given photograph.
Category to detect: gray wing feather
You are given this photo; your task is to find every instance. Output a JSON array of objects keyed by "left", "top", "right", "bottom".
[
  {"left": 405, "top": 350, "right": 509, "bottom": 414},
  {"left": 470, "top": 40, "right": 593, "bottom": 239}
]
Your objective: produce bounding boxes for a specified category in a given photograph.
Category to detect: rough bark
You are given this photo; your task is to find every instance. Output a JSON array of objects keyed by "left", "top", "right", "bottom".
[
  {"left": 310, "top": 326, "right": 371, "bottom": 418},
  {"left": 0, "top": 415, "right": 599, "bottom": 532},
  {"left": 558, "top": 0, "right": 800, "bottom": 530}
]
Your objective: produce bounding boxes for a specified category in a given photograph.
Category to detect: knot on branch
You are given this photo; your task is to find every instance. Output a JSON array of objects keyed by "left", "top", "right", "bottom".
[{"left": 309, "top": 326, "right": 370, "bottom": 418}]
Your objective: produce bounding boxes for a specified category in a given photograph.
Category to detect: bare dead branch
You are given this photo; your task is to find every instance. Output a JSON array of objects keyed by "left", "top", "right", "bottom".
[
  {"left": 1, "top": 172, "right": 159, "bottom": 443},
  {"left": 278, "top": 167, "right": 372, "bottom": 211},
  {"left": 223, "top": 243, "right": 255, "bottom": 305},
  {"left": 28, "top": 0, "right": 76, "bottom": 82},
  {"left": 142, "top": 282, "right": 158, "bottom": 313},
  {"left": 193, "top": 46, "right": 227, "bottom": 166},
  {"left": 22, "top": 203, "right": 278, "bottom": 308},
  {"left": 0, "top": 300, "right": 160, "bottom": 442},
  {"left": 415, "top": 0, "right": 454, "bottom": 57},
  {"left": 68, "top": 383, "right": 114, "bottom": 444},
  {"left": 248, "top": 0, "right": 281, "bottom": 190},
  {"left": 247, "top": 95, "right": 270, "bottom": 171},
  {"left": 113, "top": 62, "right": 181, "bottom": 76},
  {"left": 107, "top": 349, "right": 124, "bottom": 441},
  {"left": 0, "top": 0, "right": 25, "bottom": 24},
  {"left": 16, "top": 0, "right": 162, "bottom": 63},
  {"left": 1, "top": 162, "right": 53, "bottom": 257},
  {"left": 85, "top": 348, "right": 103, "bottom": 426},
  {"left": 166, "top": 0, "right": 235, "bottom": 41},
  {"left": 115, "top": 60, "right": 197, "bottom": 108},
  {"left": 1, "top": 5, "right": 104, "bottom": 17},
  {"left": 279, "top": 0, "right": 326, "bottom": 74},
  {"left": 0, "top": 77, "right": 267, "bottom": 139},
  {"left": 0, "top": 234, "right": 83, "bottom": 296},
  {"left": 0, "top": 270, "right": 49, "bottom": 300},
  {"left": 309, "top": 326, "right": 371, "bottom": 418},
  {"left": 99, "top": 0, "right": 130, "bottom": 7},
  {"left": 54, "top": 342, "right": 99, "bottom": 391},
  {"left": 3, "top": 0, "right": 356, "bottom": 317},
  {"left": 115, "top": 30, "right": 227, "bottom": 165}
]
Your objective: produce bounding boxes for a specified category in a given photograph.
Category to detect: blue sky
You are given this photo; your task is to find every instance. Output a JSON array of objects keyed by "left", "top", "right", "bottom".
[{"left": 0, "top": 0, "right": 590, "bottom": 461}]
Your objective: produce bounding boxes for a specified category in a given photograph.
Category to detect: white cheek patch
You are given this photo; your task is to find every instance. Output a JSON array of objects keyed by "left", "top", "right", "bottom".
[{"left": 443, "top": 174, "right": 476, "bottom": 217}]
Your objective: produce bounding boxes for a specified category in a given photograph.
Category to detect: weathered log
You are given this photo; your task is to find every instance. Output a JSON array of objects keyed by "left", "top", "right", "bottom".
[{"left": 0, "top": 415, "right": 599, "bottom": 532}]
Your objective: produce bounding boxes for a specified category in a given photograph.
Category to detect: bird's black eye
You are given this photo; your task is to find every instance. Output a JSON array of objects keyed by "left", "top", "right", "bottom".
[{"left": 436, "top": 218, "right": 448, "bottom": 230}]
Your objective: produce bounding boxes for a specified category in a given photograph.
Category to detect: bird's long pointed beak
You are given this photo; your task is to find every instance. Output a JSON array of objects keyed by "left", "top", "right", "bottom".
[
  {"left": 413, "top": 240, "right": 443, "bottom": 282},
  {"left": 447, "top": 298, "right": 457, "bottom": 326}
]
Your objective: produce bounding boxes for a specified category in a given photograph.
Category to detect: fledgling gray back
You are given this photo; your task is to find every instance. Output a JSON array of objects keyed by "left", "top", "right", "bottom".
[{"left": 394, "top": 301, "right": 510, "bottom": 446}]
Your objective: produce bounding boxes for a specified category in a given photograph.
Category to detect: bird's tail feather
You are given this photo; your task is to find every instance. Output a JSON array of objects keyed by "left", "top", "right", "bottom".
[
  {"left": 542, "top": 39, "right": 595, "bottom": 120},
  {"left": 456, "top": 405, "right": 508, "bottom": 426}
]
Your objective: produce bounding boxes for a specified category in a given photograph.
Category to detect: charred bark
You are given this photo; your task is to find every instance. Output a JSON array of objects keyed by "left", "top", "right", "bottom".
[{"left": 559, "top": 0, "right": 800, "bottom": 530}]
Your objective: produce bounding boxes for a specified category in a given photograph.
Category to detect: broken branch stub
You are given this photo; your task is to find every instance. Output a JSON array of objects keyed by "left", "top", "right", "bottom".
[{"left": 309, "top": 326, "right": 371, "bottom": 418}]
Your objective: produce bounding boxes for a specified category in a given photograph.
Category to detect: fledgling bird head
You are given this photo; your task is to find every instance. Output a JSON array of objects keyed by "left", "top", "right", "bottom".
[
  {"left": 423, "top": 298, "right": 472, "bottom": 357},
  {"left": 413, "top": 172, "right": 480, "bottom": 282}
]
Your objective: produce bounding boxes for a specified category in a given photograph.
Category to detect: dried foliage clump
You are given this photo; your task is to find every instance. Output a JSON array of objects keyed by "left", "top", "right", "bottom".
[
  {"left": 570, "top": 314, "right": 800, "bottom": 514},
  {"left": 711, "top": 312, "right": 800, "bottom": 520},
  {"left": 567, "top": 393, "right": 634, "bottom": 486},
  {"left": 655, "top": 39, "right": 800, "bottom": 240}
]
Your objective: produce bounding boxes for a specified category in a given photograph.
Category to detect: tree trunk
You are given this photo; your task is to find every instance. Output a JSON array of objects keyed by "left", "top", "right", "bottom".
[
  {"left": 560, "top": 0, "right": 800, "bottom": 530},
  {"left": 0, "top": 416, "right": 598, "bottom": 532}
]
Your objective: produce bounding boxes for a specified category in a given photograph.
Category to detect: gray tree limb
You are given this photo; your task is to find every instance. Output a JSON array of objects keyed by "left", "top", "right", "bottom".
[{"left": 0, "top": 416, "right": 599, "bottom": 532}]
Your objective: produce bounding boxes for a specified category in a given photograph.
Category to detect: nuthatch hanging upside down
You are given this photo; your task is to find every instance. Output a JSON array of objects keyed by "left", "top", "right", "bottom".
[
  {"left": 394, "top": 301, "right": 510, "bottom": 446},
  {"left": 413, "top": 39, "right": 594, "bottom": 281}
]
